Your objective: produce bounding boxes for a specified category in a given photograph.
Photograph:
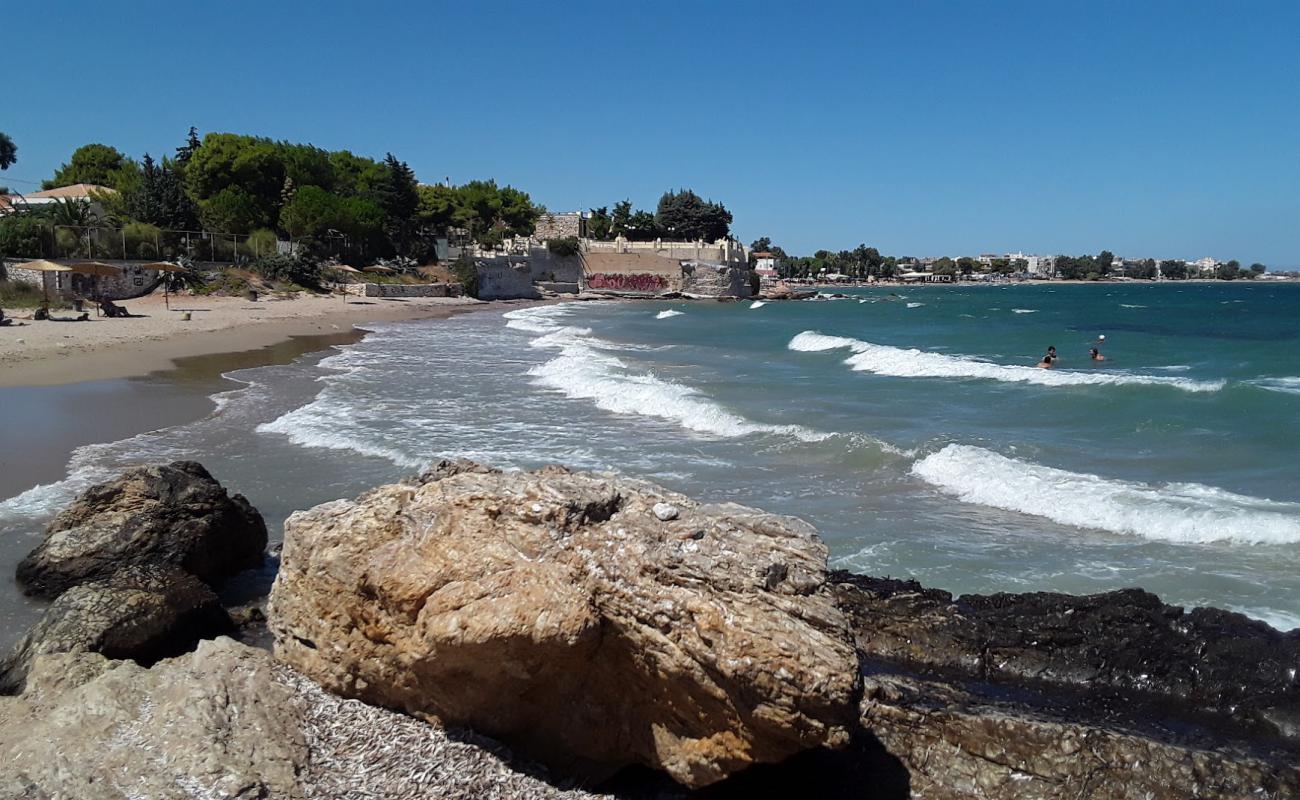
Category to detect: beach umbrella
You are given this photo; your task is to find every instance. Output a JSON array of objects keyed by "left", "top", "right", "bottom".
[
  {"left": 12, "top": 259, "right": 73, "bottom": 309},
  {"left": 329, "top": 264, "right": 363, "bottom": 304},
  {"left": 139, "top": 262, "right": 189, "bottom": 309},
  {"left": 68, "top": 262, "right": 124, "bottom": 315}
]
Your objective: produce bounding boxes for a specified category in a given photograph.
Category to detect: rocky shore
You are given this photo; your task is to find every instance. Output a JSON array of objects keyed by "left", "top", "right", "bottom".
[{"left": 1, "top": 461, "right": 1296, "bottom": 798}]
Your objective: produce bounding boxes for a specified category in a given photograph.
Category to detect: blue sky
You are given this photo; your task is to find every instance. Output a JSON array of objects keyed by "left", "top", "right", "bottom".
[{"left": 4, "top": 1, "right": 1298, "bottom": 265}]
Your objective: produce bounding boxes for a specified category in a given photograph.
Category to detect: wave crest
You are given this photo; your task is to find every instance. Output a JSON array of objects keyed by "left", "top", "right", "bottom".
[
  {"left": 912, "top": 444, "right": 1300, "bottom": 545},
  {"left": 788, "top": 331, "right": 1224, "bottom": 392}
]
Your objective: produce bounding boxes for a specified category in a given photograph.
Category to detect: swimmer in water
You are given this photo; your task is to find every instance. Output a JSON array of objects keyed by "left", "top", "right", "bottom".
[
  {"left": 1090, "top": 347, "right": 1106, "bottom": 361},
  {"left": 1036, "top": 354, "right": 1055, "bottom": 369}
]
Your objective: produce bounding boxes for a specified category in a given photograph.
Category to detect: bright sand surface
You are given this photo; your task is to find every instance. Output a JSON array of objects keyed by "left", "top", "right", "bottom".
[{"left": 0, "top": 292, "right": 492, "bottom": 388}]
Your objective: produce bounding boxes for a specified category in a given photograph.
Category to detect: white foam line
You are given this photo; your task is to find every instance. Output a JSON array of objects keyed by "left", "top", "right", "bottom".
[
  {"left": 788, "top": 331, "right": 1225, "bottom": 392},
  {"left": 912, "top": 444, "right": 1300, "bottom": 545}
]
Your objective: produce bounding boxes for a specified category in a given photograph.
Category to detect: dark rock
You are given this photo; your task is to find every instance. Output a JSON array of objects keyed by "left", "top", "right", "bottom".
[
  {"left": 16, "top": 461, "right": 267, "bottom": 598},
  {"left": 831, "top": 572, "right": 1300, "bottom": 737},
  {"left": 0, "top": 565, "right": 233, "bottom": 694}
]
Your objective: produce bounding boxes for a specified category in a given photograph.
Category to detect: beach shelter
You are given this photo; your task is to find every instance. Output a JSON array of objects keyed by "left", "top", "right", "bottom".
[
  {"left": 139, "top": 262, "right": 189, "bottom": 309},
  {"left": 329, "top": 264, "right": 364, "bottom": 304},
  {"left": 12, "top": 259, "right": 73, "bottom": 309},
  {"left": 68, "top": 262, "right": 125, "bottom": 315}
]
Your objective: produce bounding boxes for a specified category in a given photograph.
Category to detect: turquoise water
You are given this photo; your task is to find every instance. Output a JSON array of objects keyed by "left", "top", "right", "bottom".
[{"left": 3, "top": 283, "right": 1298, "bottom": 635}]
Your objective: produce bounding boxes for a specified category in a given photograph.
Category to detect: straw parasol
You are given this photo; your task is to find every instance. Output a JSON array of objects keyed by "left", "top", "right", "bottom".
[
  {"left": 67, "top": 262, "right": 125, "bottom": 315},
  {"left": 139, "top": 262, "right": 189, "bottom": 309},
  {"left": 328, "top": 264, "right": 364, "bottom": 304},
  {"left": 12, "top": 259, "right": 73, "bottom": 309}
]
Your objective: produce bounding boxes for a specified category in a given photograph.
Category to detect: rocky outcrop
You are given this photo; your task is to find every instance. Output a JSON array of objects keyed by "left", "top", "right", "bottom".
[
  {"left": 269, "top": 461, "right": 860, "bottom": 789},
  {"left": 0, "top": 565, "right": 233, "bottom": 694},
  {"left": 680, "top": 262, "right": 753, "bottom": 298},
  {"left": 832, "top": 573, "right": 1300, "bottom": 739},
  {"left": 834, "top": 573, "right": 1300, "bottom": 799},
  {"left": 16, "top": 461, "right": 267, "bottom": 598},
  {"left": 0, "top": 637, "right": 596, "bottom": 800}
]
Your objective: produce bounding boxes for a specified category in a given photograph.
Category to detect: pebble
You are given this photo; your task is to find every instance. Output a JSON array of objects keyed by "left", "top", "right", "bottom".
[{"left": 652, "top": 503, "right": 679, "bottom": 521}]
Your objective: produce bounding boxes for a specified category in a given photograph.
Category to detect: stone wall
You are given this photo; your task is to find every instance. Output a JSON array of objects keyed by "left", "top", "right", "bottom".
[
  {"left": 346, "top": 283, "right": 459, "bottom": 298},
  {"left": 680, "top": 261, "right": 754, "bottom": 298},
  {"left": 1, "top": 260, "right": 162, "bottom": 301},
  {"left": 533, "top": 212, "right": 583, "bottom": 241},
  {"left": 476, "top": 263, "right": 539, "bottom": 300},
  {"left": 582, "top": 237, "right": 747, "bottom": 267}
]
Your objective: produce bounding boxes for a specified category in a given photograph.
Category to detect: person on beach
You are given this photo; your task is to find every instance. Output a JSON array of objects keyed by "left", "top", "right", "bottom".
[{"left": 1090, "top": 347, "right": 1106, "bottom": 361}]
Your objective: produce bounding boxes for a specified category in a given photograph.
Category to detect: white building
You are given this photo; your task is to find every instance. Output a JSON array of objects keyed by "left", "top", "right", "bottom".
[
  {"left": 752, "top": 251, "right": 782, "bottom": 279},
  {"left": 1007, "top": 251, "right": 1055, "bottom": 277}
]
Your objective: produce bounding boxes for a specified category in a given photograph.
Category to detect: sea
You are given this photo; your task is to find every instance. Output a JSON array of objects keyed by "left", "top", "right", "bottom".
[{"left": 2, "top": 282, "right": 1299, "bottom": 642}]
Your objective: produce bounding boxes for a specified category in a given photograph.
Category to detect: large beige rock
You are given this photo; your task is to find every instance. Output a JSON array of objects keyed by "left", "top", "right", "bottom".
[
  {"left": 0, "top": 637, "right": 598, "bottom": 800},
  {"left": 0, "top": 637, "right": 307, "bottom": 800},
  {"left": 269, "top": 461, "right": 860, "bottom": 788}
]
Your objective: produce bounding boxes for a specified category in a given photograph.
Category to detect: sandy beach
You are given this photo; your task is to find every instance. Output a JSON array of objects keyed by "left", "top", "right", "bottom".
[{"left": 0, "top": 292, "right": 496, "bottom": 388}]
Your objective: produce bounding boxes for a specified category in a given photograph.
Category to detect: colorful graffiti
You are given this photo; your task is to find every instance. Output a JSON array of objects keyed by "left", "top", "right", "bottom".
[{"left": 586, "top": 273, "right": 669, "bottom": 291}]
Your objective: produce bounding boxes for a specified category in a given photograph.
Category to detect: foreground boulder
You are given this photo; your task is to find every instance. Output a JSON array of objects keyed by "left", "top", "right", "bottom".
[
  {"left": 0, "top": 565, "right": 233, "bottom": 694},
  {"left": 269, "top": 461, "right": 860, "bottom": 788},
  {"left": 0, "top": 637, "right": 596, "bottom": 800},
  {"left": 16, "top": 461, "right": 267, "bottom": 598}
]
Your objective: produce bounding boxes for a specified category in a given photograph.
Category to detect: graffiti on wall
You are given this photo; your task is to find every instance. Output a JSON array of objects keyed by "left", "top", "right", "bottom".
[{"left": 586, "top": 273, "right": 669, "bottom": 291}]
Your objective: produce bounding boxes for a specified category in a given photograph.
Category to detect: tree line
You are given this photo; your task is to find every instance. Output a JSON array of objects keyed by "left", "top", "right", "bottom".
[
  {"left": 0, "top": 129, "right": 542, "bottom": 265},
  {"left": 748, "top": 236, "right": 1270, "bottom": 281},
  {"left": 585, "top": 190, "right": 732, "bottom": 243}
]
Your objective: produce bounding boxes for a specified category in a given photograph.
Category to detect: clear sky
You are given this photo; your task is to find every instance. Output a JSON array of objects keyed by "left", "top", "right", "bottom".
[{"left": 4, "top": 1, "right": 1298, "bottom": 265}]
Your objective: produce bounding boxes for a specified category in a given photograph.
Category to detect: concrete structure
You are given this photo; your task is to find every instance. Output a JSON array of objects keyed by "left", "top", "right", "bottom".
[
  {"left": 476, "top": 262, "right": 539, "bottom": 300},
  {"left": 344, "top": 282, "right": 461, "bottom": 298}
]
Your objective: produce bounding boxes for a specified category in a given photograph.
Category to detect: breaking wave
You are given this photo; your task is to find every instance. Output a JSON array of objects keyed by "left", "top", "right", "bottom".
[
  {"left": 1012, "top": 308, "right": 1037, "bottom": 314},
  {"left": 787, "top": 331, "right": 1225, "bottom": 392},
  {"left": 1251, "top": 377, "right": 1300, "bottom": 396},
  {"left": 911, "top": 444, "right": 1300, "bottom": 545},
  {"left": 655, "top": 309, "right": 684, "bottom": 319}
]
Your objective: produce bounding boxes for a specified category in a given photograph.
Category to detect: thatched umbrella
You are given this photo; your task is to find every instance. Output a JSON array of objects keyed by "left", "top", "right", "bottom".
[
  {"left": 139, "top": 262, "right": 189, "bottom": 309},
  {"left": 12, "top": 259, "right": 73, "bottom": 310},
  {"left": 329, "top": 264, "right": 364, "bottom": 304},
  {"left": 68, "top": 262, "right": 124, "bottom": 315}
]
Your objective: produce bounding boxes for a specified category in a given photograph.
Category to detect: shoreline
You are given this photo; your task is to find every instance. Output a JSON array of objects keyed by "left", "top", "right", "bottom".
[{"left": 0, "top": 293, "right": 552, "bottom": 389}]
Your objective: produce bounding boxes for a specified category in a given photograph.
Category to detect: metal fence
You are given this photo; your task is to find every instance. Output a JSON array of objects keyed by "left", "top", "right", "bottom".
[{"left": 46, "top": 225, "right": 280, "bottom": 263}]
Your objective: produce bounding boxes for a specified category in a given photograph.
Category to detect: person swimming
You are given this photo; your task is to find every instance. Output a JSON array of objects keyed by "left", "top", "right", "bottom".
[
  {"left": 1037, "top": 354, "right": 1055, "bottom": 369},
  {"left": 1090, "top": 347, "right": 1106, "bottom": 361}
]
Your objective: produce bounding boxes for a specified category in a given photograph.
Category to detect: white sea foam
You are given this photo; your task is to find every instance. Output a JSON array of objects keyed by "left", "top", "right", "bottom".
[
  {"left": 1012, "top": 308, "right": 1037, "bottom": 314},
  {"left": 1225, "top": 606, "right": 1300, "bottom": 632},
  {"left": 787, "top": 331, "right": 1225, "bottom": 392},
  {"left": 1251, "top": 377, "right": 1300, "bottom": 396},
  {"left": 1120, "top": 304, "right": 1147, "bottom": 309},
  {"left": 655, "top": 309, "right": 684, "bottom": 319},
  {"left": 506, "top": 306, "right": 907, "bottom": 455},
  {"left": 749, "top": 301, "right": 767, "bottom": 309},
  {"left": 906, "top": 302, "right": 925, "bottom": 308},
  {"left": 912, "top": 444, "right": 1300, "bottom": 545}
]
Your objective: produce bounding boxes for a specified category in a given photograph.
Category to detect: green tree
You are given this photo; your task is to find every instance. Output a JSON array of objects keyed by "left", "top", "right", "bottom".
[
  {"left": 373, "top": 154, "right": 421, "bottom": 256},
  {"left": 1159, "top": 259, "right": 1188, "bottom": 280},
  {"left": 1216, "top": 259, "right": 1242, "bottom": 280},
  {"left": 1097, "top": 250, "right": 1115, "bottom": 276},
  {"left": 587, "top": 207, "right": 612, "bottom": 240},
  {"left": 185, "top": 133, "right": 286, "bottom": 231},
  {"left": 120, "top": 154, "right": 200, "bottom": 230},
  {"left": 655, "top": 189, "right": 731, "bottom": 241},
  {"left": 956, "top": 256, "right": 978, "bottom": 276},
  {"left": 626, "top": 210, "right": 658, "bottom": 241},
  {"left": 0, "top": 132, "right": 15, "bottom": 170},
  {"left": 43, "top": 143, "right": 134, "bottom": 189},
  {"left": 611, "top": 200, "right": 634, "bottom": 237},
  {"left": 932, "top": 257, "right": 958, "bottom": 276},
  {"left": 1249, "top": 262, "right": 1267, "bottom": 277}
]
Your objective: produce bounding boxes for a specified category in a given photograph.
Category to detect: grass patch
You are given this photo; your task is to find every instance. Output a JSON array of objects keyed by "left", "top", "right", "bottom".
[{"left": 0, "top": 279, "right": 56, "bottom": 308}]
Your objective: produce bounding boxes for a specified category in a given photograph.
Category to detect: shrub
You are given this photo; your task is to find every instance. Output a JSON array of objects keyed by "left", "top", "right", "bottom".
[
  {"left": 123, "top": 222, "right": 162, "bottom": 259},
  {"left": 0, "top": 279, "right": 47, "bottom": 307},
  {"left": 250, "top": 253, "right": 322, "bottom": 289},
  {"left": 0, "top": 214, "right": 52, "bottom": 259},
  {"left": 547, "top": 236, "right": 581, "bottom": 257},
  {"left": 245, "top": 228, "right": 279, "bottom": 259},
  {"left": 451, "top": 255, "right": 478, "bottom": 298}
]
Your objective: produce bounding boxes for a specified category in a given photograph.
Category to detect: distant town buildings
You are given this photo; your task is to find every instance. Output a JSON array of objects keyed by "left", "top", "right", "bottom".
[{"left": 753, "top": 252, "right": 782, "bottom": 279}]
